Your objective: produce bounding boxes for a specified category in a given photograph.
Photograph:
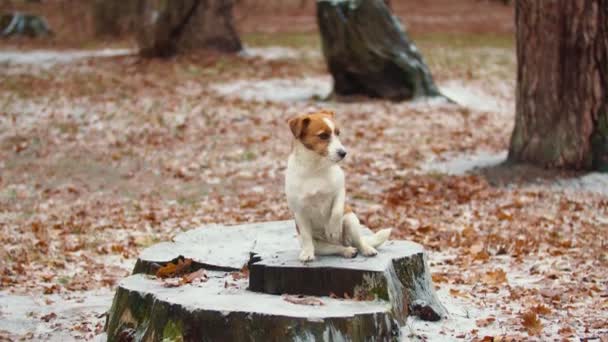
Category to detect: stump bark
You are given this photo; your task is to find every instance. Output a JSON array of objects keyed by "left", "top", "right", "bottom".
[
  {"left": 106, "top": 221, "right": 446, "bottom": 341},
  {"left": 136, "top": 0, "right": 242, "bottom": 58},
  {"left": 317, "top": 0, "right": 442, "bottom": 101},
  {"left": 1, "top": 13, "right": 52, "bottom": 37}
]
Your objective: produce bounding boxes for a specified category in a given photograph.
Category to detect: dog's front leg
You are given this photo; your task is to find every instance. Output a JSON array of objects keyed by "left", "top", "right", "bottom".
[
  {"left": 326, "top": 188, "right": 345, "bottom": 243},
  {"left": 295, "top": 212, "right": 315, "bottom": 262}
]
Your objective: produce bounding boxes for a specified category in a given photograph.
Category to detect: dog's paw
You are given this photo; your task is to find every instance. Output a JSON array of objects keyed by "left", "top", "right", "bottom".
[
  {"left": 299, "top": 249, "right": 315, "bottom": 262},
  {"left": 359, "top": 244, "right": 378, "bottom": 257},
  {"left": 341, "top": 246, "right": 358, "bottom": 258}
]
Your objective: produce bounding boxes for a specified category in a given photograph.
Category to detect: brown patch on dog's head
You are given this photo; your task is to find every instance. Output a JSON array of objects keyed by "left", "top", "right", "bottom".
[{"left": 287, "top": 110, "right": 339, "bottom": 157}]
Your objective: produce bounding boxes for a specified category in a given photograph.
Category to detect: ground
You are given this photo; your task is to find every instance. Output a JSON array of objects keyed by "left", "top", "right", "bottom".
[{"left": 0, "top": 0, "right": 607, "bottom": 341}]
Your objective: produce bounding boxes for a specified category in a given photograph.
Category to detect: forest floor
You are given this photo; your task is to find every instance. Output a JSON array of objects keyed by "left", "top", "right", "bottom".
[{"left": 1, "top": 1, "right": 607, "bottom": 341}]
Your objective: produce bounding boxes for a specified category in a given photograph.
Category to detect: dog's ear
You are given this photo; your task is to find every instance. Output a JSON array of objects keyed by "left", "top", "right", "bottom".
[{"left": 287, "top": 115, "right": 310, "bottom": 138}]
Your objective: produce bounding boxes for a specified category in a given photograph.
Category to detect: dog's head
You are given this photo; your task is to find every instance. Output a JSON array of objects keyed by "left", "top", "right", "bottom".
[{"left": 287, "top": 110, "right": 347, "bottom": 162}]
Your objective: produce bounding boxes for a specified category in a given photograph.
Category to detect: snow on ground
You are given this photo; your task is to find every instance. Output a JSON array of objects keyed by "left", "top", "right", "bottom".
[
  {"left": 210, "top": 76, "right": 510, "bottom": 114},
  {"left": 422, "top": 151, "right": 508, "bottom": 175},
  {"left": 0, "top": 48, "right": 134, "bottom": 67},
  {"left": 1, "top": 40, "right": 605, "bottom": 341},
  {"left": 0, "top": 289, "right": 113, "bottom": 341},
  {"left": 440, "top": 79, "right": 512, "bottom": 114},
  {"left": 240, "top": 46, "right": 321, "bottom": 60},
  {"left": 211, "top": 76, "right": 332, "bottom": 102},
  {"left": 423, "top": 150, "right": 608, "bottom": 196}
]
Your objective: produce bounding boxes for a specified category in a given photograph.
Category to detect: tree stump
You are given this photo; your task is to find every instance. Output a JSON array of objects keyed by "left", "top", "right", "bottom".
[
  {"left": 317, "top": 0, "right": 442, "bottom": 101},
  {"left": 106, "top": 221, "right": 446, "bottom": 341},
  {"left": 1, "top": 13, "right": 52, "bottom": 37},
  {"left": 136, "top": 0, "right": 242, "bottom": 58}
]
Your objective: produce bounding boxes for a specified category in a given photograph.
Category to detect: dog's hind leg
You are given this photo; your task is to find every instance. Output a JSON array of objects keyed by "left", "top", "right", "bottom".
[
  {"left": 313, "top": 240, "right": 357, "bottom": 258},
  {"left": 343, "top": 213, "right": 378, "bottom": 257}
]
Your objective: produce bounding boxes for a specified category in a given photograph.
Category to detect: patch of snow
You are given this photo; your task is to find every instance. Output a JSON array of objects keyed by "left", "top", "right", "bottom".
[
  {"left": 440, "top": 80, "right": 511, "bottom": 113},
  {"left": 0, "top": 48, "right": 134, "bottom": 67},
  {"left": 556, "top": 172, "right": 608, "bottom": 196},
  {"left": 240, "top": 46, "right": 320, "bottom": 61},
  {"left": 423, "top": 150, "right": 608, "bottom": 197},
  {"left": 0, "top": 289, "right": 113, "bottom": 340},
  {"left": 422, "top": 151, "right": 508, "bottom": 175},
  {"left": 211, "top": 77, "right": 332, "bottom": 102},
  {"left": 402, "top": 287, "right": 503, "bottom": 341}
]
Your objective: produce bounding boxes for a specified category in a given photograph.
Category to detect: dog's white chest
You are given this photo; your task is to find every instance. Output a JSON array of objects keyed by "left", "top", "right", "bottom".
[{"left": 285, "top": 158, "right": 343, "bottom": 221}]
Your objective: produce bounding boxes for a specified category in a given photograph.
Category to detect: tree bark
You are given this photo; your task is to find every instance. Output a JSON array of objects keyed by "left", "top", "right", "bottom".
[
  {"left": 509, "top": 0, "right": 608, "bottom": 171},
  {"left": 136, "top": 0, "right": 242, "bottom": 58},
  {"left": 317, "top": 0, "right": 442, "bottom": 101},
  {"left": 92, "top": 0, "right": 140, "bottom": 37}
]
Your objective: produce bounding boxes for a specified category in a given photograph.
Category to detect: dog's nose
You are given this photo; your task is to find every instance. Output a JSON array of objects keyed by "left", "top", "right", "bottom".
[{"left": 338, "top": 149, "right": 347, "bottom": 159}]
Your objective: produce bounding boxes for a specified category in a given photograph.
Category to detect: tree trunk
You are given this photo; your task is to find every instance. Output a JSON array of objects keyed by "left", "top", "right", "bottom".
[
  {"left": 508, "top": 1, "right": 608, "bottom": 171},
  {"left": 136, "top": 0, "right": 242, "bottom": 58},
  {"left": 317, "top": 0, "right": 442, "bottom": 101},
  {"left": 92, "top": 0, "right": 140, "bottom": 37}
]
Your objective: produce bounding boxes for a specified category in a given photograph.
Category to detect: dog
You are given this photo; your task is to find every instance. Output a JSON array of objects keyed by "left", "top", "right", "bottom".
[{"left": 285, "top": 109, "right": 392, "bottom": 262}]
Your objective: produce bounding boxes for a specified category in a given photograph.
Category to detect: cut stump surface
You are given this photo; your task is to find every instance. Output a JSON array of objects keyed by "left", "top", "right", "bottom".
[{"left": 107, "top": 220, "right": 446, "bottom": 341}]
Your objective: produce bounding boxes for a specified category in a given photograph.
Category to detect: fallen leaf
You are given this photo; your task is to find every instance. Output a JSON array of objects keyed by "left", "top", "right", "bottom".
[
  {"left": 557, "top": 326, "right": 574, "bottom": 337},
  {"left": 181, "top": 269, "right": 208, "bottom": 285},
  {"left": 161, "top": 278, "right": 182, "bottom": 288},
  {"left": 231, "top": 265, "right": 249, "bottom": 281},
  {"left": 482, "top": 269, "right": 508, "bottom": 286},
  {"left": 156, "top": 258, "right": 193, "bottom": 279},
  {"left": 521, "top": 311, "right": 543, "bottom": 336},
  {"left": 43, "top": 284, "right": 60, "bottom": 295},
  {"left": 282, "top": 294, "right": 324, "bottom": 306},
  {"left": 531, "top": 304, "right": 551, "bottom": 316},
  {"left": 449, "top": 288, "right": 469, "bottom": 298},
  {"left": 41, "top": 312, "right": 57, "bottom": 322},
  {"left": 476, "top": 317, "right": 495, "bottom": 327}
]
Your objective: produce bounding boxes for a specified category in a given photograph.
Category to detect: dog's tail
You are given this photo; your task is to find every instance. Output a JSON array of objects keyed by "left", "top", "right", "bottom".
[{"left": 362, "top": 228, "right": 392, "bottom": 248}]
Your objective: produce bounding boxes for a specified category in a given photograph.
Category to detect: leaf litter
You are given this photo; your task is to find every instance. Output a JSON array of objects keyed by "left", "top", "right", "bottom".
[{"left": 0, "top": 15, "right": 606, "bottom": 342}]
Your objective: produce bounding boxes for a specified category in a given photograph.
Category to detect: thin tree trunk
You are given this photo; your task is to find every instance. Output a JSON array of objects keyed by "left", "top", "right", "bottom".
[{"left": 509, "top": 0, "right": 608, "bottom": 170}]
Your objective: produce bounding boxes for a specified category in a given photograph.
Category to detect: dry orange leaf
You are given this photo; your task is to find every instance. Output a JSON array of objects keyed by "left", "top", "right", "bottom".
[
  {"left": 496, "top": 209, "right": 513, "bottom": 221},
  {"left": 482, "top": 269, "right": 508, "bottom": 286},
  {"left": 557, "top": 326, "right": 574, "bottom": 337},
  {"left": 449, "top": 288, "right": 469, "bottom": 298},
  {"left": 432, "top": 273, "right": 449, "bottom": 283},
  {"left": 474, "top": 250, "right": 490, "bottom": 261},
  {"left": 156, "top": 258, "right": 193, "bottom": 279},
  {"left": 521, "top": 311, "right": 543, "bottom": 336},
  {"left": 531, "top": 304, "right": 551, "bottom": 316}
]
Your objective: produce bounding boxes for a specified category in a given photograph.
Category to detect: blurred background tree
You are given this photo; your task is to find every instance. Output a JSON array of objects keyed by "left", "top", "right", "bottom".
[
  {"left": 92, "top": 0, "right": 140, "bottom": 38},
  {"left": 509, "top": 0, "right": 608, "bottom": 171}
]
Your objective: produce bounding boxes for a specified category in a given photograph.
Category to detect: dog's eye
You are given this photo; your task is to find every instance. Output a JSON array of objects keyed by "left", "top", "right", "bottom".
[
  {"left": 318, "top": 133, "right": 330, "bottom": 140},
  {"left": 335, "top": 129, "right": 340, "bottom": 136}
]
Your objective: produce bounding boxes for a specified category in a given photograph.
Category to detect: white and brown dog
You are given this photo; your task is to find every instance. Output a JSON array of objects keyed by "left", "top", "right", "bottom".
[{"left": 285, "top": 109, "right": 391, "bottom": 262}]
